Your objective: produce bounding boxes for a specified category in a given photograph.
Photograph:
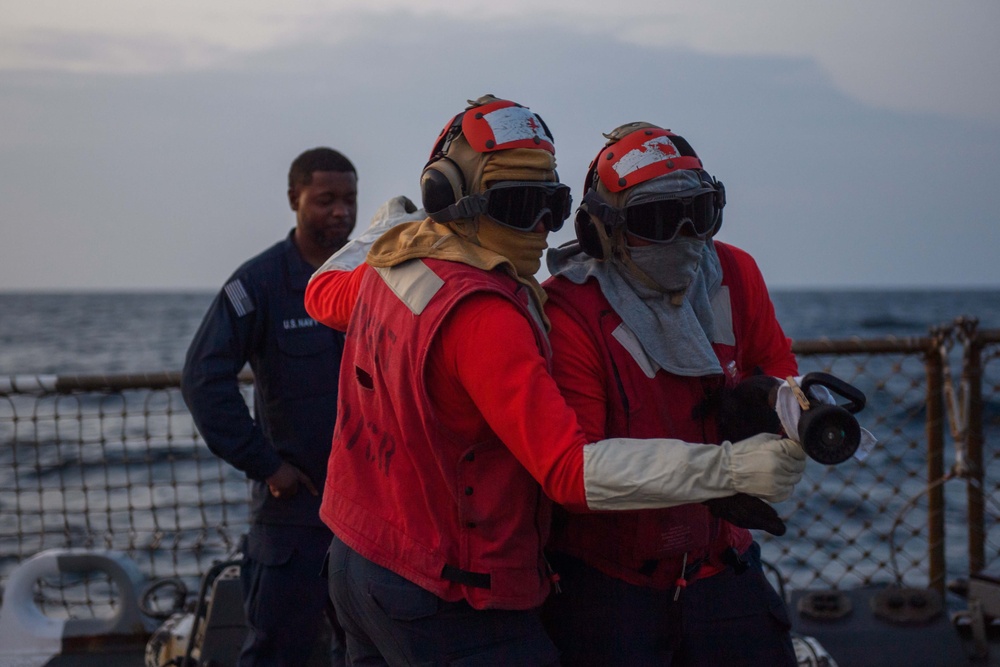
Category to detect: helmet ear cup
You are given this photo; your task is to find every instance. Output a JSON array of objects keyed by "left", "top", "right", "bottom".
[
  {"left": 573, "top": 158, "right": 611, "bottom": 260},
  {"left": 420, "top": 157, "right": 466, "bottom": 223},
  {"left": 574, "top": 207, "right": 612, "bottom": 260}
]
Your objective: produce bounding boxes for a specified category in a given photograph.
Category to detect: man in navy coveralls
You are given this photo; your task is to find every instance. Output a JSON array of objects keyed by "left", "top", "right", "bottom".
[{"left": 182, "top": 147, "right": 357, "bottom": 666}]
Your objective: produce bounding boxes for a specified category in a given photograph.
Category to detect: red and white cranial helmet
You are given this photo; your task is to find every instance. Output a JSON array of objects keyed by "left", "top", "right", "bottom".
[
  {"left": 573, "top": 122, "right": 726, "bottom": 258},
  {"left": 421, "top": 95, "right": 558, "bottom": 222},
  {"left": 590, "top": 122, "right": 704, "bottom": 196},
  {"left": 443, "top": 95, "right": 555, "bottom": 157}
]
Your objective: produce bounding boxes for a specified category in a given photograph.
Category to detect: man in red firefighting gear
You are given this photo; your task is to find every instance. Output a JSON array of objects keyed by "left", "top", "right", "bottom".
[
  {"left": 305, "top": 100, "right": 805, "bottom": 665},
  {"left": 541, "top": 121, "right": 799, "bottom": 666}
]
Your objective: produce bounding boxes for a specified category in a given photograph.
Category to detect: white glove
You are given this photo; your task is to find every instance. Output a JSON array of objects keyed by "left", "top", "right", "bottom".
[
  {"left": 582, "top": 433, "right": 806, "bottom": 510},
  {"left": 726, "top": 433, "right": 806, "bottom": 503},
  {"left": 313, "top": 195, "right": 425, "bottom": 276}
]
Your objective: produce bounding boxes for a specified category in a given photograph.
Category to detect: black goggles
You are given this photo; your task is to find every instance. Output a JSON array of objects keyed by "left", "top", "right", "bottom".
[
  {"left": 477, "top": 181, "right": 573, "bottom": 232},
  {"left": 623, "top": 190, "right": 722, "bottom": 243}
]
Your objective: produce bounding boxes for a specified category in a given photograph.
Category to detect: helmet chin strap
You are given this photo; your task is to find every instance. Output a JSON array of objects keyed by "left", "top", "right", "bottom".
[
  {"left": 445, "top": 217, "right": 481, "bottom": 243},
  {"left": 610, "top": 227, "right": 690, "bottom": 305}
]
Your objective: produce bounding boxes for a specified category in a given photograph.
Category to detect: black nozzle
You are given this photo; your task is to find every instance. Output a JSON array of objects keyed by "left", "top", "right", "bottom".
[{"left": 796, "top": 372, "right": 866, "bottom": 465}]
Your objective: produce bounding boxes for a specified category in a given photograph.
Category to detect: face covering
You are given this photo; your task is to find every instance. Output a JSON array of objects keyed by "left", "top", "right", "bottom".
[
  {"left": 626, "top": 237, "right": 706, "bottom": 295},
  {"left": 476, "top": 219, "right": 549, "bottom": 278}
]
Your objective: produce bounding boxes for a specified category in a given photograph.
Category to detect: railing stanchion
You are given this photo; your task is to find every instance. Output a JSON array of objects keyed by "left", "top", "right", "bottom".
[
  {"left": 965, "top": 322, "right": 986, "bottom": 575},
  {"left": 926, "top": 337, "right": 946, "bottom": 594}
]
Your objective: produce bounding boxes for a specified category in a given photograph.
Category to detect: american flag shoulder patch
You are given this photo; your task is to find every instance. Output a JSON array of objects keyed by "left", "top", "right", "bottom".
[{"left": 224, "top": 278, "right": 255, "bottom": 317}]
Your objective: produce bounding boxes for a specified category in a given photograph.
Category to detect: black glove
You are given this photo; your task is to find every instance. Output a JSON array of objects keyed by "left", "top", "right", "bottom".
[
  {"left": 704, "top": 493, "right": 787, "bottom": 536},
  {"left": 699, "top": 370, "right": 789, "bottom": 537},
  {"left": 715, "top": 373, "right": 783, "bottom": 444}
]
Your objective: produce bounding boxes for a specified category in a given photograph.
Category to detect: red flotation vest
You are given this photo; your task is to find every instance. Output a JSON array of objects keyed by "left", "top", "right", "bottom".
[
  {"left": 320, "top": 258, "right": 554, "bottom": 609},
  {"left": 544, "top": 243, "right": 754, "bottom": 589}
]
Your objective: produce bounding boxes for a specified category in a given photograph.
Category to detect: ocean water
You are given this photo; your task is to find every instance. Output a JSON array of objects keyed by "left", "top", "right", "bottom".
[
  {"left": 1, "top": 289, "right": 999, "bottom": 375},
  {"left": 2, "top": 289, "right": 1000, "bottom": 601}
]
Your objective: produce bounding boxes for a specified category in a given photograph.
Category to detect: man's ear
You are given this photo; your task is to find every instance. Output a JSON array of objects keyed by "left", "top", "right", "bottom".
[{"left": 288, "top": 186, "right": 299, "bottom": 211}]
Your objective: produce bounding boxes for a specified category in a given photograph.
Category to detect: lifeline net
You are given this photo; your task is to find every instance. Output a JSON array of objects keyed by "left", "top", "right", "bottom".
[
  {"left": 0, "top": 374, "right": 251, "bottom": 618},
  {"left": 1, "top": 322, "right": 999, "bottom": 621}
]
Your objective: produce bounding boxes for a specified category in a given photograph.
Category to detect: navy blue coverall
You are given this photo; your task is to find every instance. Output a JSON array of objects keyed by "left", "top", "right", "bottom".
[{"left": 182, "top": 230, "right": 345, "bottom": 666}]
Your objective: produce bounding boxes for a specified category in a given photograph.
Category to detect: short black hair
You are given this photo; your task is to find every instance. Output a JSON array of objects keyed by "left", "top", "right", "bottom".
[{"left": 288, "top": 147, "right": 357, "bottom": 189}]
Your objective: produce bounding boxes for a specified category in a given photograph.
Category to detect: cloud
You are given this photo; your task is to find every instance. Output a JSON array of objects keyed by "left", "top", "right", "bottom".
[
  {"left": 2, "top": 2, "right": 998, "bottom": 122},
  {"left": 0, "top": 30, "right": 230, "bottom": 74},
  {"left": 0, "top": 12, "right": 998, "bottom": 291}
]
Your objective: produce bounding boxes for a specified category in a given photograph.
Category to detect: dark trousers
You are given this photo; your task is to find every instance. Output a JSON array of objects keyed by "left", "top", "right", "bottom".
[
  {"left": 326, "top": 533, "right": 559, "bottom": 666},
  {"left": 239, "top": 525, "right": 345, "bottom": 667},
  {"left": 542, "top": 542, "right": 797, "bottom": 667}
]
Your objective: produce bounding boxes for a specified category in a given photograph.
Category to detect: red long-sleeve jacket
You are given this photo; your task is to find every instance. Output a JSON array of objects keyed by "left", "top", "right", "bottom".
[{"left": 543, "top": 242, "right": 798, "bottom": 587}]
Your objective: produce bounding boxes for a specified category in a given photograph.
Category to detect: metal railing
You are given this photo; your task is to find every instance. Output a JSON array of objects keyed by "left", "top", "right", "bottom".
[
  {"left": 758, "top": 318, "right": 1000, "bottom": 597},
  {"left": 0, "top": 371, "right": 253, "bottom": 618},
  {"left": 1, "top": 322, "right": 998, "bottom": 617}
]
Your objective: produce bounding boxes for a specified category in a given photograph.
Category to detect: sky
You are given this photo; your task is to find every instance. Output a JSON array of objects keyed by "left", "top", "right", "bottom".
[{"left": 1, "top": 0, "right": 999, "bottom": 291}]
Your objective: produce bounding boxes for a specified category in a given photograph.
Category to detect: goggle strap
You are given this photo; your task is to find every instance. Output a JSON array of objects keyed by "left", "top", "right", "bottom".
[
  {"left": 581, "top": 190, "right": 623, "bottom": 227},
  {"left": 434, "top": 195, "right": 486, "bottom": 223}
]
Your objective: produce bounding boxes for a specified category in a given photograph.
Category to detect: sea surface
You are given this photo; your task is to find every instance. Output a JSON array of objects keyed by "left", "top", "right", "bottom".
[
  {"left": 1, "top": 289, "right": 999, "bottom": 375},
  {"left": 2, "top": 289, "right": 1000, "bottom": 605}
]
